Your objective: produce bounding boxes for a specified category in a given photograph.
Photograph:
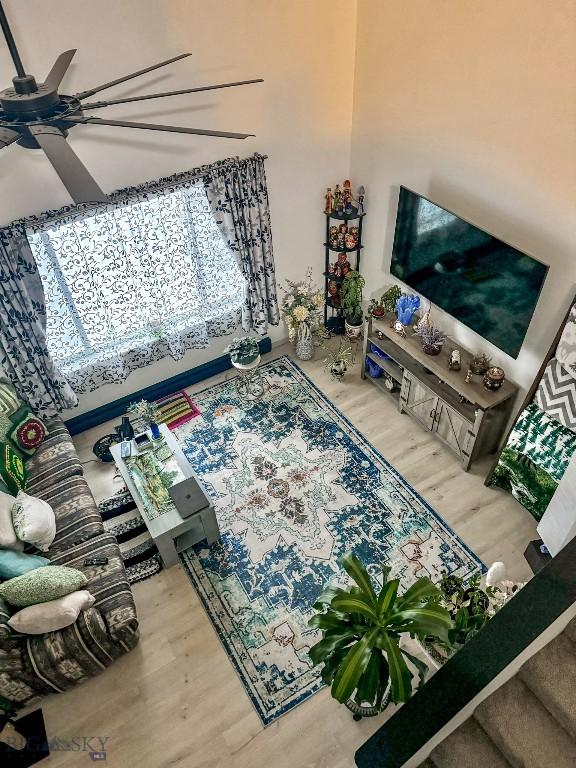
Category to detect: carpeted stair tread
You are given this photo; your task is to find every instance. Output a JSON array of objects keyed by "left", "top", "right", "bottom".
[
  {"left": 519, "top": 632, "right": 576, "bottom": 740},
  {"left": 419, "top": 760, "right": 436, "bottom": 768},
  {"left": 429, "top": 717, "right": 512, "bottom": 768},
  {"left": 475, "top": 676, "right": 576, "bottom": 768},
  {"left": 563, "top": 615, "right": 576, "bottom": 646}
]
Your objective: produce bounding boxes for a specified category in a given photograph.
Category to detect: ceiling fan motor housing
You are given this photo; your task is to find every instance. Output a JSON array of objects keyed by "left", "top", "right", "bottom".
[{"left": 0, "top": 79, "right": 59, "bottom": 119}]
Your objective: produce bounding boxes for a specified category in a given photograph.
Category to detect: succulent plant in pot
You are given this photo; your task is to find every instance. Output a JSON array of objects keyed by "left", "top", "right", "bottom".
[
  {"left": 308, "top": 552, "right": 453, "bottom": 719},
  {"left": 368, "top": 297, "right": 385, "bottom": 318},
  {"left": 224, "top": 336, "right": 260, "bottom": 366},
  {"left": 415, "top": 323, "right": 447, "bottom": 356}
]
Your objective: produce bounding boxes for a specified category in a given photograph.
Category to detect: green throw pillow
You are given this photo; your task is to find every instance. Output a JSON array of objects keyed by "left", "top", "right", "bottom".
[
  {"left": 0, "top": 380, "right": 22, "bottom": 418},
  {"left": 0, "top": 550, "right": 50, "bottom": 580},
  {"left": 0, "top": 442, "right": 26, "bottom": 495},
  {"left": 7, "top": 407, "right": 47, "bottom": 457},
  {"left": 0, "top": 565, "right": 87, "bottom": 608}
]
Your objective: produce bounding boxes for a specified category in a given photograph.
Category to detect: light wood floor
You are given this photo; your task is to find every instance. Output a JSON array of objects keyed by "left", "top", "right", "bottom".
[{"left": 39, "top": 342, "right": 536, "bottom": 768}]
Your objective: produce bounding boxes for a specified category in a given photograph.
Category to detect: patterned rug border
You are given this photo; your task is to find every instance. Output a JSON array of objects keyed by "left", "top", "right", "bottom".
[
  {"left": 179, "top": 551, "right": 323, "bottom": 725},
  {"left": 185, "top": 354, "right": 486, "bottom": 575}
]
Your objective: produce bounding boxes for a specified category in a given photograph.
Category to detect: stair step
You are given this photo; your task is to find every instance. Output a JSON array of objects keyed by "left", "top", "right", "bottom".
[
  {"left": 475, "top": 676, "right": 576, "bottom": 768},
  {"left": 429, "top": 717, "right": 512, "bottom": 768},
  {"left": 418, "top": 760, "right": 436, "bottom": 768},
  {"left": 563, "top": 615, "right": 576, "bottom": 646},
  {"left": 519, "top": 631, "right": 576, "bottom": 740}
]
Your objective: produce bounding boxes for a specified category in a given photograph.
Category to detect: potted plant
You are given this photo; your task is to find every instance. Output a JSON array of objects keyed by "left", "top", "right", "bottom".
[
  {"left": 415, "top": 323, "right": 447, "bottom": 356},
  {"left": 342, "top": 270, "right": 365, "bottom": 339},
  {"left": 280, "top": 268, "right": 323, "bottom": 360},
  {"left": 381, "top": 285, "right": 402, "bottom": 314},
  {"left": 424, "top": 572, "right": 499, "bottom": 662},
  {"left": 224, "top": 336, "right": 260, "bottom": 366},
  {"left": 308, "top": 552, "right": 452, "bottom": 719},
  {"left": 127, "top": 399, "right": 162, "bottom": 440},
  {"left": 368, "top": 297, "right": 386, "bottom": 318},
  {"left": 322, "top": 341, "right": 353, "bottom": 380}
]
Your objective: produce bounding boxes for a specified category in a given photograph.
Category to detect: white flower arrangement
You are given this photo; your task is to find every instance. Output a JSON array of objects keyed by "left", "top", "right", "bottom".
[{"left": 280, "top": 268, "right": 322, "bottom": 341}]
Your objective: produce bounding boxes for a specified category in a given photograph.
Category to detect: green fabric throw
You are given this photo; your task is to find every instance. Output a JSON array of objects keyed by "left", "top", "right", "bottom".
[
  {"left": 489, "top": 403, "right": 576, "bottom": 520},
  {"left": 0, "top": 442, "right": 26, "bottom": 495}
]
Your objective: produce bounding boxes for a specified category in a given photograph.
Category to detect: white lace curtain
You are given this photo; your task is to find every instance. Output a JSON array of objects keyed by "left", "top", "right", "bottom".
[{"left": 26, "top": 183, "right": 246, "bottom": 393}]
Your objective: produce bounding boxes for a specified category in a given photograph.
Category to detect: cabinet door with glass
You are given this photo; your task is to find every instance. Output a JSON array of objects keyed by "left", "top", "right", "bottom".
[{"left": 400, "top": 373, "right": 437, "bottom": 430}]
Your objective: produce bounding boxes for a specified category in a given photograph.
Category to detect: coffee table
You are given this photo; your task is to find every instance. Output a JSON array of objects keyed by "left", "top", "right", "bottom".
[{"left": 110, "top": 424, "right": 220, "bottom": 568}]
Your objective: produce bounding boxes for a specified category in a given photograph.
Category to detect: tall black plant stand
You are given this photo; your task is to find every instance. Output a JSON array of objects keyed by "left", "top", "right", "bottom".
[{"left": 323, "top": 207, "right": 365, "bottom": 335}]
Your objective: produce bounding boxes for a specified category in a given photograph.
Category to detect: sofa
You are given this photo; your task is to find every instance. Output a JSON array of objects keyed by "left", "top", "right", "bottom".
[{"left": 0, "top": 417, "right": 139, "bottom": 710}]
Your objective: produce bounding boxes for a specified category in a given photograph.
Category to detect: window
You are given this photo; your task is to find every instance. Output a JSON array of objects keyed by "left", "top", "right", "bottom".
[{"left": 27, "top": 183, "right": 245, "bottom": 393}]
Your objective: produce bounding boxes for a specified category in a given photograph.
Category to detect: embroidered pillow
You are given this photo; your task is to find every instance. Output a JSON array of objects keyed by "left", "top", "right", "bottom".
[
  {"left": 0, "top": 442, "right": 26, "bottom": 495},
  {"left": 534, "top": 358, "right": 576, "bottom": 432},
  {"left": 7, "top": 407, "right": 47, "bottom": 457},
  {"left": 556, "top": 304, "right": 576, "bottom": 379},
  {"left": 8, "top": 590, "right": 95, "bottom": 635},
  {"left": 11, "top": 491, "right": 56, "bottom": 552},
  {"left": 0, "top": 565, "right": 87, "bottom": 607}
]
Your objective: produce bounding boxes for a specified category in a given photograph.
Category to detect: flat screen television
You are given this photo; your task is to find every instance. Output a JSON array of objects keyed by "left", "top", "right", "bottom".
[{"left": 390, "top": 187, "right": 548, "bottom": 358}]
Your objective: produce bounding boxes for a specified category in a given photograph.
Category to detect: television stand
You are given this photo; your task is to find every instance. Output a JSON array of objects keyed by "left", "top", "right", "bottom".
[{"left": 361, "top": 313, "right": 518, "bottom": 471}]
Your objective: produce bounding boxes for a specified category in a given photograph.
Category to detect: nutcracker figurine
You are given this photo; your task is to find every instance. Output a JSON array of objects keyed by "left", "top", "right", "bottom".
[
  {"left": 333, "top": 184, "right": 343, "bottom": 214},
  {"left": 357, "top": 185, "right": 366, "bottom": 214},
  {"left": 342, "top": 179, "right": 353, "bottom": 214},
  {"left": 324, "top": 187, "right": 333, "bottom": 215}
]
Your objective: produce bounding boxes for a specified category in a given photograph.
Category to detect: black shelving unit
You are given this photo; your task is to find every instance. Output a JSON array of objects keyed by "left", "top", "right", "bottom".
[{"left": 324, "top": 206, "right": 365, "bottom": 334}]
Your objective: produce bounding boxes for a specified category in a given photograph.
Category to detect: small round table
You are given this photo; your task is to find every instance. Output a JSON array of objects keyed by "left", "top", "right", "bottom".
[{"left": 231, "top": 354, "right": 266, "bottom": 399}]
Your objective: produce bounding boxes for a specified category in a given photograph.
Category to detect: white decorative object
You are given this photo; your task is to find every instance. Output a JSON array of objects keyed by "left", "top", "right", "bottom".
[
  {"left": 11, "top": 491, "right": 56, "bottom": 552},
  {"left": 8, "top": 590, "right": 95, "bottom": 634},
  {"left": 485, "top": 561, "right": 507, "bottom": 587},
  {"left": 0, "top": 491, "right": 22, "bottom": 550},
  {"left": 537, "top": 452, "right": 576, "bottom": 556},
  {"left": 556, "top": 304, "right": 576, "bottom": 379}
]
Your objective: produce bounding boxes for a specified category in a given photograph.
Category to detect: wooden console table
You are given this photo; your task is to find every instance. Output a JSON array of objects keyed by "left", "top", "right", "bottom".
[{"left": 361, "top": 313, "right": 518, "bottom": 470}]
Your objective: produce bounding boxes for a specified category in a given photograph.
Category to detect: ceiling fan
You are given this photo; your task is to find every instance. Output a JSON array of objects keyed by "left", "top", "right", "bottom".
[{"left": 0, "top": 1, "right": 262, "bottom": 204}]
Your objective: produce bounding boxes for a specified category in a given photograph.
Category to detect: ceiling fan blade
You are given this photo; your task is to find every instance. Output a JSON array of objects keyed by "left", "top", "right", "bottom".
[
  {"left": 0, "top": 126, "right": 20, "bottom": 147},
  {"left": 44, "top": 49, "right": 76, "bottom": 89},
  {"left": 28, "top": 125, "right": 108, "bottom": 204},
  {"left": 80, "top": 78, "right": 264, "bottom": 110},
  {"left": 73, "top": 53, "right": 192, "bottom": 100},
  {"left": 63, "top": 116, "right": 254, "bottom": 140}
]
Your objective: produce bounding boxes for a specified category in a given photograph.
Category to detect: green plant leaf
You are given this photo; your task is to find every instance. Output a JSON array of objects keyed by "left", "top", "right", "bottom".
[
  {"left": 396, "top": 578, "right": 441, "bottom": 608},
  {"left": 331, "top": 629, "right": 379, "bottom": 703},
  {"left": 331, "top": 594, "right": 380, "bottom": 623},
  {"left": 355, "top": 648, "right": 383, "bottom": 706},
  {"left": 377, "top": 578, "right": 400, "bottom": 618},
  {"left": 308, "top": 610, "right": 351, "bottom": 631},
  {"left": 320, "top": 646, "right": 349, "bottom": 684},
  {"left": 313, "top": 585, "right": 347, "bottom": 608},
  {"left": 340, "top": 552, "right": 377, "bottom": 605},
  {"left": 389, "top": 605, "right": 453, "bottom": 642},
  {"left": 309, "top": 629, "right": 356, "bottom": 665},
  {"left": 377, "top": 632, "right": 413, "bottom": 704},
  {"left": 401, "top": 649, "right": 429, "bottom": 691}
]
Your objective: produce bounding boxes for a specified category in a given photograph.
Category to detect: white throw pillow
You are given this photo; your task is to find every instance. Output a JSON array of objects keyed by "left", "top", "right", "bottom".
[
  {"left": 11, "top": 491, "right": 56, "bottom": 552},
  {"left": 8, "top": 590, "right": 95, "bottom": 634},
  {"left": 0, "top": 490, "right": 22, "bottom": 550}
]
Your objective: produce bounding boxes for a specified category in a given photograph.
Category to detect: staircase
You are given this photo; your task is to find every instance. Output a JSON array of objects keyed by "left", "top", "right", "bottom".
[{"left": 419, "top": 617, "right": 576, "bottom": 768}]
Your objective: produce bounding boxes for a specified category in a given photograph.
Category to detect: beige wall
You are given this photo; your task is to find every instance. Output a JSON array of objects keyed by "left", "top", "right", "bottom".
[
  {"left": 0, "top": 0, "right": 356, "bottom": 415},
  {"left": 351, "top": 0, "right": 576, "bottom": 391}
]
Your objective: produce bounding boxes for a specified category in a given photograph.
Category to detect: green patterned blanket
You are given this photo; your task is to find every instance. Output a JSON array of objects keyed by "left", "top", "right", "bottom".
[{"left": 489, "top": 403, "right": 576, "bottom": 520}]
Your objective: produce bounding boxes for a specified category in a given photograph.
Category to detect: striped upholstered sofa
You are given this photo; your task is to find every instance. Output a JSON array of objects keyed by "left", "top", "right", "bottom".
[{"left": 0, "top": 418, "right": 139, "bottom": 709}]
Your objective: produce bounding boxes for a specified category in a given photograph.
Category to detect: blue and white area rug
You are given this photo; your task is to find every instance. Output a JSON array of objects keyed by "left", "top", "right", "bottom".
[{"left": 174, "top": 356, "right": 483, "bottom": 725}]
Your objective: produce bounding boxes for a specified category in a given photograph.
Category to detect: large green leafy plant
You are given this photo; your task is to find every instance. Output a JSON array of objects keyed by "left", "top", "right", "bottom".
[{"left": 308, "top": 553, "right": 453, "bottom": 708}]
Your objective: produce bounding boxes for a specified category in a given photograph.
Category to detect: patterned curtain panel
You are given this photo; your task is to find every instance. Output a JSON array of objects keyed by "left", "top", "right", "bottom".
[
  {"left": 25, "top": 184, "right": 245, "bottom": 394},
  {"left": 204, "top": 154, "right": 280, "bottom": 335},
  {"left": 0, "top": 224, "right": 78, "bottom": 413}
]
